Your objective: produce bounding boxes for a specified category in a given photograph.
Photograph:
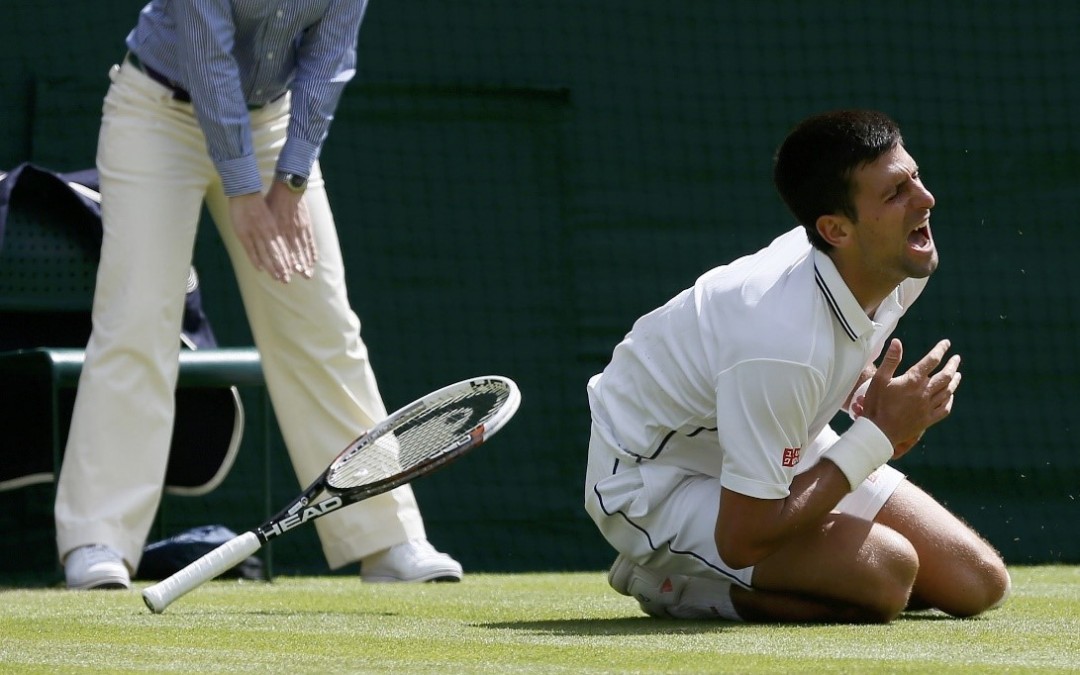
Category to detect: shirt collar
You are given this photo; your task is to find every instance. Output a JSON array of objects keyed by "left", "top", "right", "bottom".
[{"left": 812, "top": 248, "right": 874, "bottom": 342}]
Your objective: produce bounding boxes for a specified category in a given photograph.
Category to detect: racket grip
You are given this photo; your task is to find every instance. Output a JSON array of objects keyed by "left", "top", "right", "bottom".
[{"left": 142, "top": 531, "right": 262, "bottom": 614}]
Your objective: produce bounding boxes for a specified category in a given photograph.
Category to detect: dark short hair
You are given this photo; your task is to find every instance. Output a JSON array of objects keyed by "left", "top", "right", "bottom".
[{"left": 772, "top": 109, "right": 903, "bottom": 250}]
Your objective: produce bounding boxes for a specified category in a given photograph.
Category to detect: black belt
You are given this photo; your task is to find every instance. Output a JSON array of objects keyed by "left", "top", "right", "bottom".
[
  {"left": 126, "top": 52, "right": 191, "bottom": 103},
  {"left": 125, "top": 52, "right": 286, "bottom": 110}
]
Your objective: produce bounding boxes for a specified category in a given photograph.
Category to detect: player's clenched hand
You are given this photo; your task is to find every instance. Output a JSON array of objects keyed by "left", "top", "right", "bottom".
[
  {"left": 859, "top": 338, "right": 962, "bottom": 459},
  {"left": 229, "top": 193, "right": 295, "bottom": 283}
]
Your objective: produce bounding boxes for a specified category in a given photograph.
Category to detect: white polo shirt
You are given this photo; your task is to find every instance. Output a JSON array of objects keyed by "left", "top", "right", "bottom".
[{"left": 587, "top": 226, "right": 927, "bottom": 503}]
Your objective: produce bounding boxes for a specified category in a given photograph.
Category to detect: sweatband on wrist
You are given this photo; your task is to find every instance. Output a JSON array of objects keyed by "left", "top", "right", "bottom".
[{"left": 824, "top": 417, "right": 893, "bottom": 490}]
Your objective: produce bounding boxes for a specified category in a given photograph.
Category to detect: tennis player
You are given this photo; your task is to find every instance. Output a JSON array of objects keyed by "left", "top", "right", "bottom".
[
  {"left": 584, "top": 109, "right": 1011, "bottom": 622},
  {"left": 57, "top": 0, "right": 461, "bottom": 589}
]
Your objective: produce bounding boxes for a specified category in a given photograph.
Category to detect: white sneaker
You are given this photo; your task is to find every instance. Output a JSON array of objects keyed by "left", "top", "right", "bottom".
[
  {"left": 361, "top": 539, "right": 463, "bottom": 583},
  {"left": 607, "top": 554, "right": 679, "bottom": 617},
  {"left": 64, "top": 544, "right": 131, "bottom": 590},
  {"left": 607, "top": 554, "right": 738, "bottom": 620}
]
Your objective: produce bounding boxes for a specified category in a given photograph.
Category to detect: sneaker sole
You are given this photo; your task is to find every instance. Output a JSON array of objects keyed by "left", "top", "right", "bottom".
[
  {"left": 362, "top": 572, "right": 463, "bottom": 584},
  {"left": 68, "top": 578, "right": 131, "bottom": 590}
]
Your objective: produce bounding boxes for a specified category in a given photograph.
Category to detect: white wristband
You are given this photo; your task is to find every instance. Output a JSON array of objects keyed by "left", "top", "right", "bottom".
[{"left": 824, "top": 417, "right": 893, "bottom": 490}]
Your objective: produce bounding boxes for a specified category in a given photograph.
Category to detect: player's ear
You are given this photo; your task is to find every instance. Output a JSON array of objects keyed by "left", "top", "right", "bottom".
[{"left": 815, "top": 213, "right": 853, "bottom": 248}]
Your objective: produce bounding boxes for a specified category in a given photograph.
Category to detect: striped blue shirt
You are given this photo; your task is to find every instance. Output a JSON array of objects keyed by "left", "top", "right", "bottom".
[{"left": 126, "top": 0, "right": 369, "bottom": 196}]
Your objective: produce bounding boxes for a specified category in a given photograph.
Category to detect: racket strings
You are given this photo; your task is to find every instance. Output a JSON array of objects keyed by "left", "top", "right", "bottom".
[{"left": 327, "top": 383, "right": 511, "bottom": 490}]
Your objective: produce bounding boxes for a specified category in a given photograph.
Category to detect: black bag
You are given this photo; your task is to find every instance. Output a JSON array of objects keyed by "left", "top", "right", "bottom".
[{"left": 136, "top": 524, "right": 265, "bottom": 581}]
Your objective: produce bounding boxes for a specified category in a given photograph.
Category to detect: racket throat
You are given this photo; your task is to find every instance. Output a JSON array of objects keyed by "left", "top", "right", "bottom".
[{"left": 261, "top": 495, "right": 344, "bottom": 539}]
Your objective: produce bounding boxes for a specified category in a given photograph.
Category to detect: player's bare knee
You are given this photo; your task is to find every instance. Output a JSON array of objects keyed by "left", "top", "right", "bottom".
[
  {"left": 977, "top": 549, "right": 1010, "bottom": 605},
  {"left": 946, "top": 553, "right": 1011, "bottom": 617},
  {"left": 850, "top": 576, "right": 914, "bottom": 624},
  {"left": 875, "top": 570, "right": 917, "bottom": 622},
  {"left": 986, "top": 565, "right": 1012, "bottom": 611},
  {"left": 869, "top": 528, "right": 919, "bottom": 621}
]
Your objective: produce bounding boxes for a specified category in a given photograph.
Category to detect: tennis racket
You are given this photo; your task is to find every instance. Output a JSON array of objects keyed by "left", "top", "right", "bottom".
[{"left": 142, "top": 375, "right": 521, "bottom": 613}]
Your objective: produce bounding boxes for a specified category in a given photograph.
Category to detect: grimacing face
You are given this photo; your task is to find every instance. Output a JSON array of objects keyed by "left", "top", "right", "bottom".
[{"left": 846, "top": 144, "right": 938, "bottom": 286}]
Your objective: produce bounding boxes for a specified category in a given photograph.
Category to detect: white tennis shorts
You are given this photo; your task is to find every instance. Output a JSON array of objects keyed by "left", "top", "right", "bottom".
[{"left": 585, "top": 423, "right": 906, "bottom": 589}]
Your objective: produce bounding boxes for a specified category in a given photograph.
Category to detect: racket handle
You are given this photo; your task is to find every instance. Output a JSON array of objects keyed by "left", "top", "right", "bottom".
[{"left": 142, "top": 531, "right": 262, "bottom": 614}]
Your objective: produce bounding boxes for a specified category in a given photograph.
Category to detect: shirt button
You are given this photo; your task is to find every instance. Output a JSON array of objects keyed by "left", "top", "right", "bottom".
[
  {"left": 255, "top": 89, "right": 264, "bottom": 95},
  {"left": 276, "top": 10, "right": 283, "bottom": 18}
]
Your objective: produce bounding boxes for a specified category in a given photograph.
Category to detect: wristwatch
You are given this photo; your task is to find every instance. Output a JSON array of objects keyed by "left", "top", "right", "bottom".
[{"left": 275, "top": 171, "right": 308, "bottom": 193}]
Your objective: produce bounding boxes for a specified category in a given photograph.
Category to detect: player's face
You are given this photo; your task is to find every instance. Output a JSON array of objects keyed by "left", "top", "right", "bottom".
[{"left": 847, "top": 145, "right": 938, "bottom": 285}]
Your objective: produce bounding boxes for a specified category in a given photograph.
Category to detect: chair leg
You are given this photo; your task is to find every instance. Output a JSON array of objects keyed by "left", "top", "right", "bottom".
[{"left": 49, "top": 380, "right": 62, "bottom": 576}]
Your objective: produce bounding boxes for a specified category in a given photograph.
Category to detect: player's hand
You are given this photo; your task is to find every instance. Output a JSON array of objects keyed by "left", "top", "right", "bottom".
[
  {"left": 858, "top": 338, "right": 962, "bottom": 459},
  {"left": 266, "top": 182, "right": 317, "bottom": 278},
  {"left": 892, "top": 430, "right": 925, "bottom": 456},
  {"left": 229, "top": 193, "right": 295, "bottom": 283}
]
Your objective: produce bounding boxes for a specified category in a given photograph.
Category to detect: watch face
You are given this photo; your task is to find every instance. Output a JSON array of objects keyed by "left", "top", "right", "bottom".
[{"left": 279, "top": 172, "right": 307, "bottom": 191}]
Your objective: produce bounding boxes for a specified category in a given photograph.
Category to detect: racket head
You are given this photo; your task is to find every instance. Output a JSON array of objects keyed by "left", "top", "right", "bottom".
[{"left": 325, "top": 375, "right": 521, "bottom": 497}]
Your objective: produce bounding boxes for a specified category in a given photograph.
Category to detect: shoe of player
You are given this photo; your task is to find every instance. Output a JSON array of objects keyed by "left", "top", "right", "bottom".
[
  {"left": 65, "top": 544, "right": 131, "bottom": 590},
  {"left": 608, "top": 553, "right": 739, "bottom": 620},
  {"left": 607, "top": 554, "right": 679, "bottom": 617},
  {"left": 360, "top": 539, "right": 463, "bottom": 583}
]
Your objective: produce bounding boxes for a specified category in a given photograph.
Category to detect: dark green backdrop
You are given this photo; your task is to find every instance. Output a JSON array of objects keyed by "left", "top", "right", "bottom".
[{"left": 1, "top": 1, "right": 1077, "bottom": 580}]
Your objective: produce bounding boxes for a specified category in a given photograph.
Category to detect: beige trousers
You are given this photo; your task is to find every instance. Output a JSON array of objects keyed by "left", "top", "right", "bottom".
[{"left": 54, "top": 60, "right": 425, "bottom": 572}]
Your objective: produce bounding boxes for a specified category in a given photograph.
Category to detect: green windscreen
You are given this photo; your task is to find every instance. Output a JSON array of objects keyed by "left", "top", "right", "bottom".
[{"left": 0, "top": 1, "right": 1076, "bottom": 582}]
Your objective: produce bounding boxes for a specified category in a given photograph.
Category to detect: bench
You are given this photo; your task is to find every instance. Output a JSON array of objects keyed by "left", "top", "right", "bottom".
[{"left": 0, "top": 164, "right": 274, "bottom": 582}]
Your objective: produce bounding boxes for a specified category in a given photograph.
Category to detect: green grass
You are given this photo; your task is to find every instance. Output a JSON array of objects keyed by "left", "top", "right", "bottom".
[{"left": 1, "top": 566, "right": 1077, "bottom": 673}]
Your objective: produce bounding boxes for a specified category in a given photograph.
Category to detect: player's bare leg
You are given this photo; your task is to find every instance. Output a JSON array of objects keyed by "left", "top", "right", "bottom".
[
  {"left": 874, "top": 480, "right": 1010, "bottom": 616},
  {"left": 729, "top": 587, "right": 900, "bottom": 624},
  {"left": 732, "top": 513, "right": 920, "bottom": 623}
]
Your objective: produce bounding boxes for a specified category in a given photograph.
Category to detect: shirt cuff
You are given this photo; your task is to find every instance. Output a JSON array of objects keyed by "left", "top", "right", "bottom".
[
  {"left": 216, "top": 156, "right": 264, "bottom": 196},
  {"left": 276, "top": 137, "right": 320, "bottom": 178}
]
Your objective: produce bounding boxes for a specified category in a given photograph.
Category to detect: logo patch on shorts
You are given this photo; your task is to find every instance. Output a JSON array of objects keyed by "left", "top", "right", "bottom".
[{"left": 782, "top": 447, "right": 801, "bottom": 468}]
